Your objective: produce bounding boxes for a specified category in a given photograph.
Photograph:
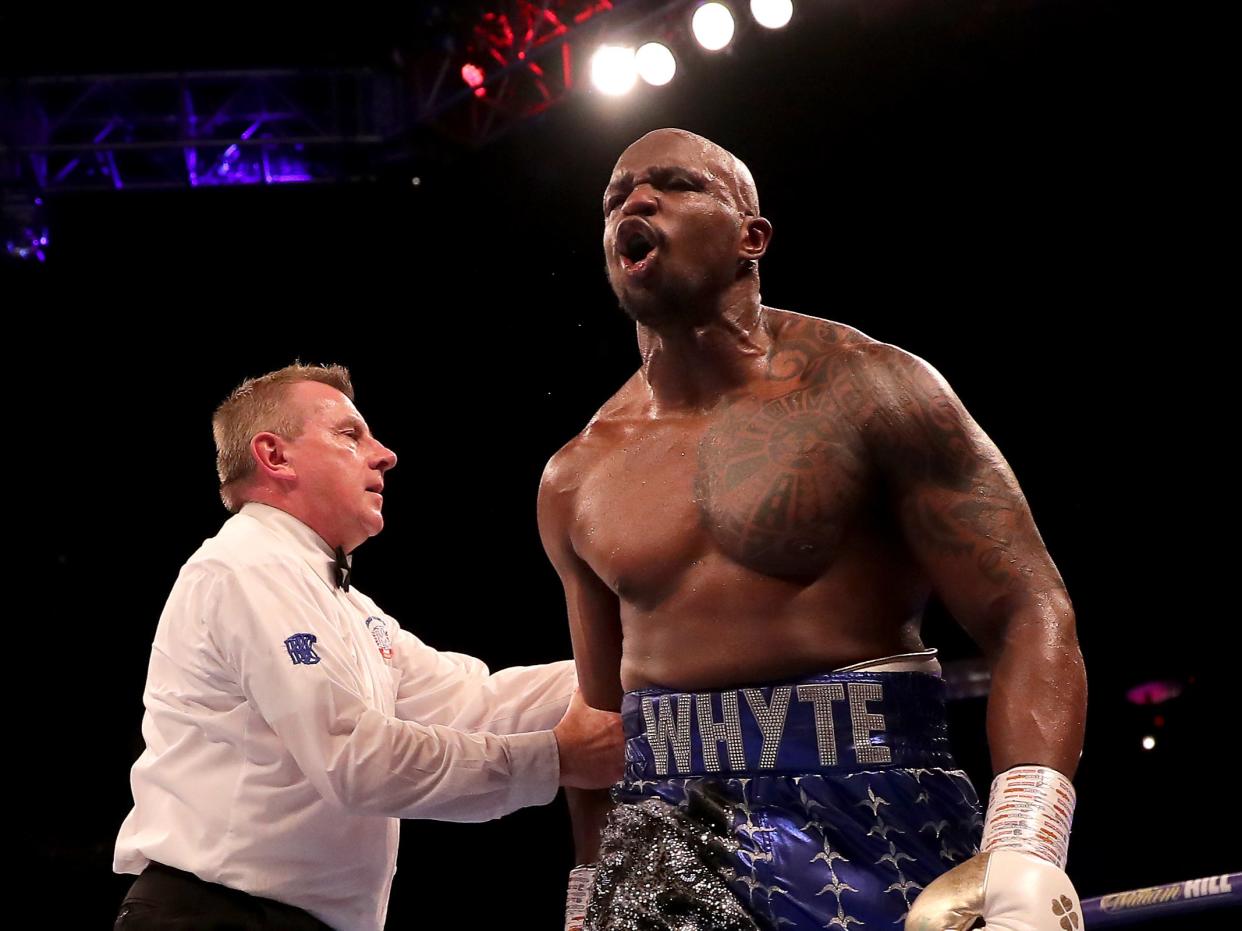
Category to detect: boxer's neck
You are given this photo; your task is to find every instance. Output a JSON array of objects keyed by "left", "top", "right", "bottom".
[{"left": 635, "top": 292, "right": 770, "bottom": 414}]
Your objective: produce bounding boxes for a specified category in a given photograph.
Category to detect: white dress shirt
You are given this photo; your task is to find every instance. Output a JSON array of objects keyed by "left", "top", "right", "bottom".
[{"left": 115, "top": 503, "right": 576, "bottom": 930}]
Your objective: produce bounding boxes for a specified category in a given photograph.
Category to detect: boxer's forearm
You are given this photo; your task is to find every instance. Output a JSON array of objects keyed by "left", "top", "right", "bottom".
[
  {"left": 984, "top": 598, "right": 1086, "bottom": 778},
  {"left": 910, "top": 599, "right": 1085, "bottom": 931},
  {"left": 565, "top": 787, "right": 614, "bottom": 863}
]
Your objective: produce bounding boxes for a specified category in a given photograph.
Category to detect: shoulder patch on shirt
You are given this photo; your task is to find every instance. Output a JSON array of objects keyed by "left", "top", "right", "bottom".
[
  {"left": 284, "top": 633, "right": 321, "bottom": 665},
  {"left": 364, "top": 616, "right": 394, "bottom": 661}
]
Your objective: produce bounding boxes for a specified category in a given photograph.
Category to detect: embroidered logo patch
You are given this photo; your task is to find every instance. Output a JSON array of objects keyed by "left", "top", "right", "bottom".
[
  {"left": 365, "top": 616, "right": 393, "bottom": 660},
  {"left": 284, "top": 633, "right": 321, "bottom": 665}
]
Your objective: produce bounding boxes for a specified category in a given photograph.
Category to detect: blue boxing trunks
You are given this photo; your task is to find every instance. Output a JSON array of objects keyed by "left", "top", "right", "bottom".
[{"left": 586, "top": 669, "right": 983, "bottom": 931}]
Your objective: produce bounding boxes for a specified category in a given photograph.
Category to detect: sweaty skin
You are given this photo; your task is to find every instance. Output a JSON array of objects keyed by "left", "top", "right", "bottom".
[{"left": 541, "top": 129, "right": 1086, "bottom": 860}]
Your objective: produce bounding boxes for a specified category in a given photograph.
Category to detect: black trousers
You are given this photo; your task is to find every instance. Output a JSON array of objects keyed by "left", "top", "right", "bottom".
[{"left": 114, "top": 862, "right": 333, "bottom": 930}]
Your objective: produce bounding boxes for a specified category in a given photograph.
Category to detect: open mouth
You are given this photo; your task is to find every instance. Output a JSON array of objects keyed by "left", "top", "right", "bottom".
[{"left": 617, "top": 219, "right": 659, "bottom": 273}]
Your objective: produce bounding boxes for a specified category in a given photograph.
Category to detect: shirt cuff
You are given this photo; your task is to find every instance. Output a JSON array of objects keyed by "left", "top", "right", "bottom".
[{"left": 505, "top": 729, "right": 561, "bottom": 809}]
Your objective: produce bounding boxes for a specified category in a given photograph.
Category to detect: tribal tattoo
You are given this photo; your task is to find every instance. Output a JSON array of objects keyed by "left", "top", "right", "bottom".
[{"left": 694, "top": 312, "right": 1060, "bottom": 596}]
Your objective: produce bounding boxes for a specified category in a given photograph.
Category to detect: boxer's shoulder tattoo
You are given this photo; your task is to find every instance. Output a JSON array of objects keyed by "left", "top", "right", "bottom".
[
  {"left": 763, "top": 314, "right": 844, "bottom": 384},
  {"left": 866, "top": 350, "right": 1063, "bottom": 595},
  {"left": 866, "top": 351, "right": 976, "bottom": 491}
]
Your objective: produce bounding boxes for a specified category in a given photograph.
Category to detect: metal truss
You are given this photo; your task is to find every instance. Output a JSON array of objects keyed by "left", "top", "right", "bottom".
[
  {"left": 0, "top": 0, "right": 691, "bottom": 260},
  {"left": 2, "top": 1, "right": 689, "bottom": 196},
  {"left": 4, "top": 68, "right": 405, "bottom": 193},
  {"left": 406, "top": 0, "right": 688, "bottom": 147}
]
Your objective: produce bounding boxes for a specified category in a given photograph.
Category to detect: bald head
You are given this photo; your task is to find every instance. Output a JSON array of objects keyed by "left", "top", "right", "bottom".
[{"left": 611, "top": 128, "right": 760, "bottom": 216}]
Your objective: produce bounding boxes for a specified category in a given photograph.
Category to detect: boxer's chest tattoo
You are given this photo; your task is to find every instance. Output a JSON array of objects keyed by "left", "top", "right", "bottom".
[
  {"left": 695, "top": 376, "right": 869, "bottom": 579},
  {"left": 582, "top": 318, "right": 876, "bottom": 584}
]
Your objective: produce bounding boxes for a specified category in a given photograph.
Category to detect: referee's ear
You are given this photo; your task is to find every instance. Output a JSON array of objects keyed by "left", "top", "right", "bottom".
[{"left": 251, "top": 431, "right": 295, "bottom": 486}]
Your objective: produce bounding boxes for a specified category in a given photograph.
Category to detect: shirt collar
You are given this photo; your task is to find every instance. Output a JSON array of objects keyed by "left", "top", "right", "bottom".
[{"left": 239, "top": 502, "right": 344, "bottom": 590}]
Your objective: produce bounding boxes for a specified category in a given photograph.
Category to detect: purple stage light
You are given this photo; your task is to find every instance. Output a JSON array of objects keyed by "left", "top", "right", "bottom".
[{"left": 1125, "top": 680, "right": 1184, "bottom": 705}]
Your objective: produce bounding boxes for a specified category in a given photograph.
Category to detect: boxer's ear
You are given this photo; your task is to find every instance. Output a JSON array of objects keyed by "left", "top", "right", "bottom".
[{"left": 739, "top": 215, "right": 773, "bottom": 264}]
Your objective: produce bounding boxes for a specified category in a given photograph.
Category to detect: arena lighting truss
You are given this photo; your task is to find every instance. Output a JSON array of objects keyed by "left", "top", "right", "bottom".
[
  {"left": 1, "top": 1, "right": 794, "bottom": 260},
  {"left": 0, "top": 3, "right": 642, "bottom": 211},
  {"left": 409, "top": 0, "right": 796, "bottom": 140},
  {"left": 4, "top": 2, "right": 792, "bottom": 197},
  {"left": 4, "top": 68, "right": 404, "bottom": 194},
  {"left": 408, "top": 0, "right": 638, "bottom": 145}
]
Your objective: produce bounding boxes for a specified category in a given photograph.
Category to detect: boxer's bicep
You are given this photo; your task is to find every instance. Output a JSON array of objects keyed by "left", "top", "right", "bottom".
[
  {"left": 896, "top": 447, "right": 1066, "bottom": 648},
  {"left": 866, "top": 346, "right": 1068, "bottom": 648},
  {"left": 858, "top": 346, "right": 1084, "bottom": 774}
]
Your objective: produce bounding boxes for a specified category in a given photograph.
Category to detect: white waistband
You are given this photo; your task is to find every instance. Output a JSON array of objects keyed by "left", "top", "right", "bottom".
[{"left": 834, "top": 648, "right": 941, "bottom": 676}]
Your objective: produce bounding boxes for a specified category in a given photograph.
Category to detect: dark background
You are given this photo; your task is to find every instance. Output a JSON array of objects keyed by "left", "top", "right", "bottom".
[{"left": 8, "top": 1, "right": 1232, "bottom": 927}]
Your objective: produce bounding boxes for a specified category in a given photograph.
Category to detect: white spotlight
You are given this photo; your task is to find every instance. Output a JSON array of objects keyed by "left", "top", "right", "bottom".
[
  {"left": 692, "top": 3, "right": 736, "bottom": 52},
  {"left": 751, "top": 0, "right": 793, "bottom": 29},
  {"left": 591, "top": 45, "right": 638, "bottom": 96},
  {"left": 636, "top": 42, "right": 677, "bottom": 86},
  {"left": 1141, "top": 736, "right": 1156, "bottom": 751}
]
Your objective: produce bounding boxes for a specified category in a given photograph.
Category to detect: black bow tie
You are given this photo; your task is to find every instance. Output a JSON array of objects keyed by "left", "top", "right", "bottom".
[{"left": 333, "top": 546, "right": 352, "bottom": 592}]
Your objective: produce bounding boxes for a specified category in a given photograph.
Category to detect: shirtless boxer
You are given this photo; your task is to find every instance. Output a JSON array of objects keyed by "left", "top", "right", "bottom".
[{"left": 540, "top": 129, "right": 1087, "bottom": 931}]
